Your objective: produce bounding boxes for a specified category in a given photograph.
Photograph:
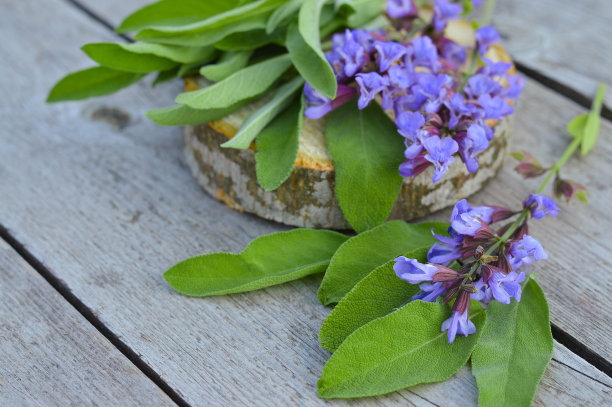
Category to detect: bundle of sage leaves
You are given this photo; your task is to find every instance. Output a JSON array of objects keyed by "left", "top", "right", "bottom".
[
  {"left": 47, "top": 0, "right": 522, "bottom": 233},
  {"left": 165, "top": 86, "right": 604, "bottom": 405}
]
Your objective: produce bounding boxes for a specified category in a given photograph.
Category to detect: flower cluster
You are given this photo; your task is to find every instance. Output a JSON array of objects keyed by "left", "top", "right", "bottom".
[
  {"left": 303, "top": 0, "right": 524, "bottom": 183},
  {"left": 394, "top": 194, "right": 560, "bottom": 343}
]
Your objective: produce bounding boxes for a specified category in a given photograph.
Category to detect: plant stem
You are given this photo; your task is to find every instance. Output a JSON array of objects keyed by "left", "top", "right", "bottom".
[{"left": 480, "top": 0, "right": 496, "bottom": 26}]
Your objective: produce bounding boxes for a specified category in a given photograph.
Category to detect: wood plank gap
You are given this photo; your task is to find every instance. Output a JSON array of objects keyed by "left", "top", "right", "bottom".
[
  {"left": 0, "top": 224, "right": 190, "bottom": 407},
  {"left": 62, "top": 0, "right": 132, "bottom": 42},
  {"left": 515, "top": 61, "right": 612, "bottom": 121},
  {"left": 551, "top": 323, "right": 612, "bottom": 378}
]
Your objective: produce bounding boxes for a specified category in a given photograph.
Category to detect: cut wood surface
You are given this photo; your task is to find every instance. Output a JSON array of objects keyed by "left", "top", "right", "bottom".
[
  {"left": 0, "top": 239, "right": 175, "bottom": 406},
  {"left": 0, "top": 0, "right": 610, "bottom": 405}
]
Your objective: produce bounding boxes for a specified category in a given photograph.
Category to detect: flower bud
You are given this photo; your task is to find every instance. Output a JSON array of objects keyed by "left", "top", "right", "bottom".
[
  {"left": 511, "top": 150, "right": 547, "bottom": 179},
  {"left": 553, "top": 176, "right": 587, "bottom": 203}
]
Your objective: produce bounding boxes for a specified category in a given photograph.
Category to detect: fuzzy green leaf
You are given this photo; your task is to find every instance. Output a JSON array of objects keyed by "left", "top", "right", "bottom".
[
  {"left": 286, "top": 0, "right": 337, "bottom": 99},
  {"left": 215, "top": 28, "right": 285, "bottom": 51},
  {"left": 472, "top": 278, "right": 553, "bottom": 407},
  {"left": 346, "top": 0, "right": 385, "bottom": 27},
  {"left": 175, "top": 54, "right": 291, "bottom": 109},
  {"left": 255, "top": 95, "right": 304, "bottom": 191},
  {"left": 133, "top": 0, "right": 284, "bottom": 46},
  {"left": 47, "top": 67, "right": 144, "bottom": 102},
  {"left": 325, "top": 99, "right": 405, "bottom": 233},
  {"left": 317, "top": 301, "right": 486, "bottom": 398},
  {"left": 121, "top": 42, "right": 217, "bottom": 64},
  {"left": 566, "top": 114, "right": 588, "bottom": 139},
  {"left": 317, "top": 220, "right": 449, "bottom": 305},
  {"left": 165, "top": 229, "right": 348, "bottom": 296},
  {"left": 581, "top": 84, "right": 606, "bottom": 155},
  {"left": 116, "top": 0, "right": 242, "bottom": 32},
  {"left": 81, "top": 43, "right": 178, "bottom": 73},
  {"left": 320, "top": 247, "right": 428, "bottom": 352},
  {"left": 222, "top": 77, "right": 304, "bottom": 149},
  {"left": 199, "top": 51, "right": 253, "bottom": 82},
  {"left": 266, "top": 0, "right": 302, "bottom": 34},
  {"left": 146, "top": 102, "right": 246, "bottom": 126}
]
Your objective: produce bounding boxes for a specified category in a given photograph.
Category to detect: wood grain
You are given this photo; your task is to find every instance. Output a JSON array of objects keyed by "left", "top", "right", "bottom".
[
  {"left": 0, "top": 0, "right": 609, "bottom": 405},
  {"left": 0, "top": 239, "right": 175, "bottom": 406}
]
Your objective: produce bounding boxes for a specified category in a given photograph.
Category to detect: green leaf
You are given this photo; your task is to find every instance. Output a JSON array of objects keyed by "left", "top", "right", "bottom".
[
  {"left": 133, "top": 0, "right": 284, "bottom": 46},
  {"left": 320, "top": 247, "right": 428, "bottom": 352},
  {"left": 317, "top": 220, "right": 449, "bottom": 305},
  {"left": 471, "top": 278, "right": 553, "bottom": 407},
  {"left": 214, "top": 28, "right": 285, "bottom": 51},
  {"left": 325, "top": 99, "right": 405, "bottom": 233},
  {"left": 286, "top": 0, "right": 337, "bottom": 99},
  {"left": 175, "top": 54, "right": 292, "bottom": 109},
  {"left": 47, "top": 67, "right": 144, "bottom": 102},
  {"left": 566, "top": 114, "right": 588, "bottom": 138},
  {"left": 346, "top": 0, "right": 384, "bottom": 27},
  {"left": 581, "top": 83, "right": 606, "bottom": 155},
  {"left": 266, "top": 0, "right": 302, "bottom": 34},
  {"left": 317, "top": 301, "right": 486, "bottom": 398},
  {"left": 121, "top": 42, "right": 217, "bottom": 64},
  {"left": 153, "top": 66, "right": 181, "bottom": 86},
  {"left": 164, "top": 228, "right": 348, "bottom": 296},
  {"left": 222, "top": 77, "right": 304, "bottom": 149},
  {"left": 509, "top": 151, "right": 525, "bottom": 161},
  {"left": 200, "top": 51, "right": 253, "bottom": 82},
  {"left": 255, "top": 95, "right": 304, "bottom": 191},
  {"left": 116, "top": 0, "right": 242, "bottom": 32},
  {"left": 575, "top": 189, "right": 589, "bottom": 203},
  {"left": 81, "top": 43, "right": 178, "bottom": 73},
  {"left": 145, "top": 102, "right": 246, "bottom": 126}
]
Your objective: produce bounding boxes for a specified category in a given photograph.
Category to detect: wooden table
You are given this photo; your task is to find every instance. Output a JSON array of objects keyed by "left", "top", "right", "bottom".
[{"left": 1, "top": 0, "right": 610, "bottom": 405}]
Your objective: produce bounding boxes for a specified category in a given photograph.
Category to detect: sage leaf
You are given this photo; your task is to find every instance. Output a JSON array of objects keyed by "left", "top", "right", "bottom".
[
  {"left": 325, "top": 99, "right": 405, "bottom": 233},
  {"left": 133, "top": 0, "right": 284, "bottom": 46},
  {"left": 255, "top": 95, "right": 304, "bottom": 191},
  {"left": 121, "top": 42, "right": 217, "bottom": 64},
  {"left": 266, "top": 0, "right": 302, "bottom": 34},
  {"left": 286, "top": 0, "right": 337, "bottom": 99},
  {"left": 320, "top": 247, "right": 428, "bottom": 352},
  {"left": 346, "top": 0, "right": 385, "bottom": 28},
  {"left": 165, "top": 228, "right": 348, "bottom": 296},
  {"left": 200, "top": 51, "right": 252, "bottom": 82},
  {"left": 214, "top": 28, "right": 285, "bottom": 51},
  {"left": 116, "top": 0, "right": 241, "bottom": 32},
  {"left": 222, "top": 77, "right": 304, "bottom": 149},
  {"left": 175, "top": 54, "right": 292, "bottom": 109},
  {"left": 317, "top": 301, "right": 486, "bottom": 398},
  {"left": 317, "top": 220, "right": 449, "bottom": 305},
  {"left": 47, "top": 67, "right": 144, "bottom": 102},
  {"left": 566, "top": 114, "right": 588, "bottom": 139},
  {"left": 471, "top": 278, "right": 553, "bottom": 407},
  {"left": 81, "top": 43, "right": 178, "bottom": 73},
  {"left": 145, "top": 102, "right": 246, "bottom": 126},
  {"left": 153, "top": 66, "right": 181, "bottom": 86},
  {"left": 581, "top": 83, "right": 606, "bottom": 155}
]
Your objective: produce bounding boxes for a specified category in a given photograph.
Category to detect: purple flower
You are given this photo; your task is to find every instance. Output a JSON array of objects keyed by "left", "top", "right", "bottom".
[
  {"left": 386, "top": 0, "right": 418, "bottom": 18},
  {"left": 303, "top": 83, "right": 355, "bottom": 119},
  {"left": 440, "top": 38, "right": 467, "bottom": 69},
  {"left": 433, "top": 0, "right": 462, "bottom": 32},
  {"left": 414, "top": 73, "right": 452, "bottom": 113},
  {"left": 428, "top": 227, "right": 464, "bottom": 264},
  {"left": 410, "top": 36, "right": 441, "bottom": 72},
  {"left": 508, "top": 234, "right": 548, "bottom": 270},
  {"left": 375, "top": 41, "right": 408, "bottom": 72},
  {"left": 471, "top": 278, "right": 493, "bottom": 305},
  {"left": 505, "top": 75, "right": 525, "bottom": 99},
  {"left": 481, "top": 58, "right": 512, "bottom": 76},
  {"left": 465, "top": 73, "right": 502, "bottom": 98},
  {"left": 475, "top": 26, "right": 501, "bottom": 56},
  {"left": 450, "top": 199, "right": 494, "bottom": 236},
  {"left": 444, "top": 93, "right": 474, "bottom": 129},
  {"left": 413, "top": 282, "right": 446, "bottom": 302},
  {"left": 387, "top": 65, "right": 416, "bottom": 89},
  {"left": 524, "top": 193, "right": 560, "bottom": 219},
  {"left": 355, "top": 72, "right": 388, "bottom": 109},
  {"left": 458, "top": 123, "right": 490, "bottom": 173},
  {"left": 442, "top": 311, "right": 476, "bottom": 343},
  {"left": 394, "top": 92, "right": 428, "bottom": 114},
  {"left": 423, "top": 136, "right": 458, "bottom": 183},
  {"left": 397, "top": 110, "right": 425, "bottom": 140},
  {"left": 393, "top": 256, "right": 437, "bottom": 284},
  {"left": 399, "top": 155, "right": 431, "bottom": 177},
  {"left": 338, "top": 29, "right": 366, "bottom": 77},
  {"left": 478, "top": 94, "right": 513, "bottom": 119},
  {"left": 489, "top": 271, "right": 525, "bottom": 304}
]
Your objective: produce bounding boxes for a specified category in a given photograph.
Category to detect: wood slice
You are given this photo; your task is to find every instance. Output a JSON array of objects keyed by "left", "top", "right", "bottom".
[{"left": 183, "top": 20, "right": 515, "bottom": 229}]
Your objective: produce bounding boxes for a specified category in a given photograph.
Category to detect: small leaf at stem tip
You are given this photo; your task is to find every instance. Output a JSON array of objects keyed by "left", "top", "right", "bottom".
[
  {"left": 164, "top": 228, "right": 348, "bottom": 297},
  {"left": 509, "top": 151, "right": 525, "bottom": 161},
  {"left": 566, "top": 114, "right": 588, "bottom": 139},
  {"left": 581, "top": 83, "right": 606, "bottom": 156}
]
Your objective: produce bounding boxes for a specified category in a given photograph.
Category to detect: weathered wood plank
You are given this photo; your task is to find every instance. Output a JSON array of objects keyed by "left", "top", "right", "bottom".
[
  {"left": 0, "top": 0, "right": 609, "bottom": 405},
  {"left": 0, "top": 239, "right": 176, "bottom": 406}
]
